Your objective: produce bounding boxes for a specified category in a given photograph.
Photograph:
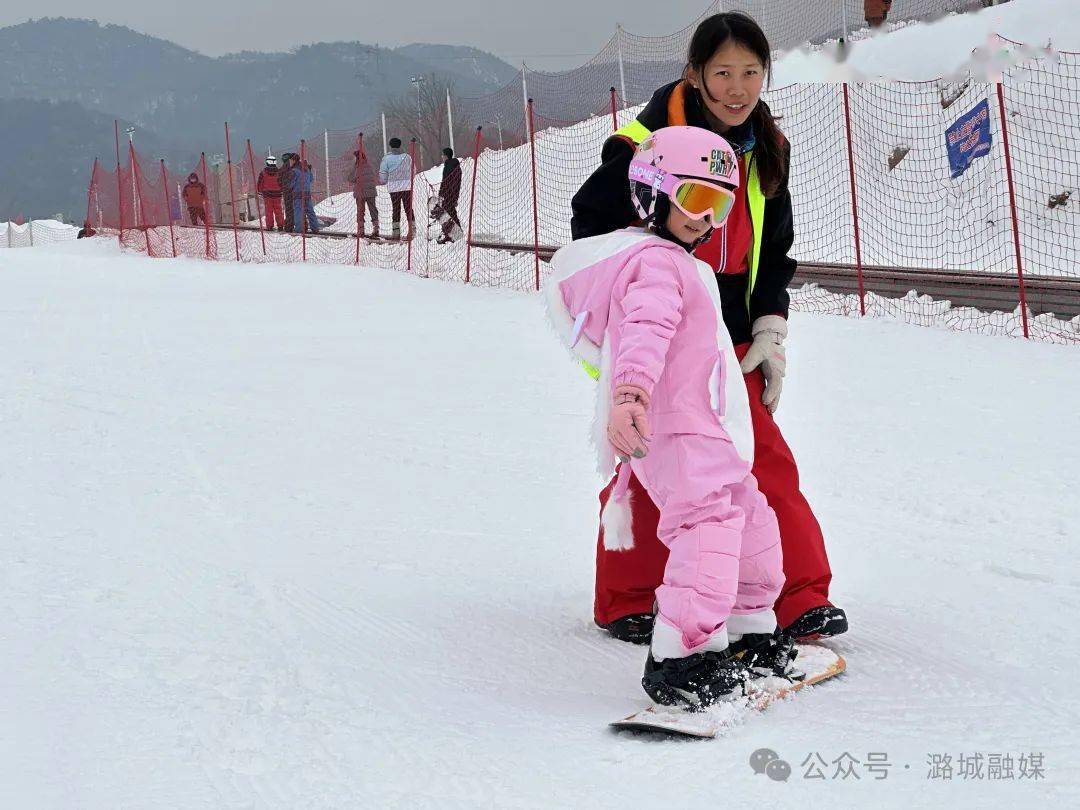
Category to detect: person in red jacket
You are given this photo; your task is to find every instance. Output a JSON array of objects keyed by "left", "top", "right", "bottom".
[
  {"left": 256, "top": 155, "right": 285, "bottom": 231},
  {"left": 347, "top": 145, "right": 379, "bottom": 237},
  {"left": 571, "top": 11, "right": 847, "bottom": 646},
  {"left": 182, "top": 173, "right": 208, "bottom": 226},
  {"left": 865, "top": 0, "right": 893, "bottom": 28}
]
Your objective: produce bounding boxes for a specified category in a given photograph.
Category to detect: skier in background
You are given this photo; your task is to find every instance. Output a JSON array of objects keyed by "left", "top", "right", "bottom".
[
  {"left": 571, "top": 11, "right": 847, "bottom": 647},
  {"left": 379, "top": 137, "right": 414, "bottom": 239},
  {"left": 291, "top": 159, "right": 320, "bottom": 234},
  {"left": 547, "top": 126, "right": 801, "bottom": 708},
  {"left": 182, "top": 172, "right": 208, "bottom": 226},
  {"left": 865, "top": 0, "right": 893, "bottom": 28},
  {"left": 256, "top": 155, "right": 285, "bottom": 231},
  {"left": 348, "top": 144, "right": 379, "bottom": 238},
  {"left": 435, "top": 147, "right": 462, "bottom": 243},
  {"left": 280, "top": 153, "right": 297, "bottom": 233}
]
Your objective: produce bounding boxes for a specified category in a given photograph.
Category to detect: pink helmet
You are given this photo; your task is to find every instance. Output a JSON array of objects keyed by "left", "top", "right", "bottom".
[{"left": 628, "top": 125, "right": 740, "bottom": 225}]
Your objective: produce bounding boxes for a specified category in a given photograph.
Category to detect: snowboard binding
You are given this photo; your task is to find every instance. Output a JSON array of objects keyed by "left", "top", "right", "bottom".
[
  {"left": 642, "top": 651, "right": 749, "bottom": 710},
  {"left": 729, "top": 630, "right": 806, "bottom": 682}
]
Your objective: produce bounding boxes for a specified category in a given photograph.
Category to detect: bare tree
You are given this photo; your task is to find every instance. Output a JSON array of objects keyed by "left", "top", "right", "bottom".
[{"left": 382, "top": 75, "right": 476, "bottom": 170}]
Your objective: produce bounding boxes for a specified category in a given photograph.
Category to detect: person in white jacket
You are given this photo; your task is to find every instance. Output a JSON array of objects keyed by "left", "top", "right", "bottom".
[{"left": 378, "top": 137, "right": 414, "bottom": 238}]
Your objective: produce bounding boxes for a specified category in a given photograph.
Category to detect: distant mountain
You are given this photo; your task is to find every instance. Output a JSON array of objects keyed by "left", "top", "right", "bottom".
[
  {"left": 0, "top": 17, "right": 520, "bottom": 220},
  {"left": 393, "top": 43, "right": 521, "bottom": 92},
  {"left": 0, "top": 18, "right": 519, "bottom": 148},
  {"left": 0, "top": 98, "right": 190, "bottom": 222}
]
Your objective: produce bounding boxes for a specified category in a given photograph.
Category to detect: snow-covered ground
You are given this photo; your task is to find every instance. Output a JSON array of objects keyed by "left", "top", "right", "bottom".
[
  {"left": 2, "top": 240, "right": 1078, "bottom": 807},
  {"left": 773, "top": 0, "right": 1080, "bottom": 83}
]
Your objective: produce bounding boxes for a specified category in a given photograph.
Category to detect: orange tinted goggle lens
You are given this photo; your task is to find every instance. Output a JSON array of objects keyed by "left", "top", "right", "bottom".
[{"left": 673, "top": 181, "right": 735, "bottom": 222}]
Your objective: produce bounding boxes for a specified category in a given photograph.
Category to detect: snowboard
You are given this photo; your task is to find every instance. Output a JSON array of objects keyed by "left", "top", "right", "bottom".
[
  {"left": 428, "top": 198, "right": 464, "bottom": 242},
  {"left": 610, "top": 644, "right": 846, "bottom": 739}
]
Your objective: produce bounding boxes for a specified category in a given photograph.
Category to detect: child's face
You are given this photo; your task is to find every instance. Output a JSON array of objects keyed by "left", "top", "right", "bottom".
[{"left": 666, "top": 205, "right": 712, "bottom": 245}]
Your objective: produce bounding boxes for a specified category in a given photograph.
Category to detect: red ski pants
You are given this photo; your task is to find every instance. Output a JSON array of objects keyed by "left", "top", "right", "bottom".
[
  {"left": 263, "top": 197, "right": 283, "bottom": 230},
  {"left": 594, "top": 342, "right": 834, "bottom": 629}
]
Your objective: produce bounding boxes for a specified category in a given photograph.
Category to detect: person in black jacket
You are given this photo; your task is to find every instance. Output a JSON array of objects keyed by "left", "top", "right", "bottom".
[
  {"left": 573, "top": 10, "right": 847, "bottom": 649},
  {"left": 436, "top": 147, "right": 463, "bottom": 243},
  {"left": 279, "top": 153, "right": 297, "bottom": 233}
]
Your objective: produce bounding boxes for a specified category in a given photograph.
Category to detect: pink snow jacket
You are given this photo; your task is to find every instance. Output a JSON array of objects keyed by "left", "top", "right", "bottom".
[{"left": 544, "top": 228, "right": 753, "bottom": 479}]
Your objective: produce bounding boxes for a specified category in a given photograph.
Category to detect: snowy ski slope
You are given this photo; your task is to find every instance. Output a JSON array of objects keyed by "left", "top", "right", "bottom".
[{"left": 2, "top": 240, "right": 1077, "bottom": 807}]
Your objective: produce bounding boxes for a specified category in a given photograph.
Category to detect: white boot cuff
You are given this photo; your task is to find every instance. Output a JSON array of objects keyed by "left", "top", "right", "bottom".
[
  {"left": 727, "top": 609, "right": 778, "bottom": 642},
  {"left": 651, "top": 617, "right": 730, "bottom": 661}
]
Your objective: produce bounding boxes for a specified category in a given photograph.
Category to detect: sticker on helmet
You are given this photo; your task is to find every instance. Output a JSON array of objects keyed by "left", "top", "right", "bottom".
[{"left": 709, "top": 148, "right": 736, "bottom": 178}]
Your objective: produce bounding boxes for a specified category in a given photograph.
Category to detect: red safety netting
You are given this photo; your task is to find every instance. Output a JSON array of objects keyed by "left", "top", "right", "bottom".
[
  {"left": 87, "top": 159, "right": 119, "bottom": 231},
  {"left": 81, "top": 1, "right": 1080, "bottom": 344},
  {"left": 134, "top": 151, "right": 221, "bottom": 259}
]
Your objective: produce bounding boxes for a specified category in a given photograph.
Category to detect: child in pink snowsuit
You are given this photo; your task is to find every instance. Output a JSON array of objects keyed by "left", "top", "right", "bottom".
[{"left": 546, "top": 127, "right": 794, "bottom": 707}]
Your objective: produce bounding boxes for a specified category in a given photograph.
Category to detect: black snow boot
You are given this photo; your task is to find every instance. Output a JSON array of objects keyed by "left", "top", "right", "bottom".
[
  {"left": 642, "top": 651, "right": 749, "bottom": 709},
  {"left": 595, "top": 613, "right": 654, "bottom": 645},
  {"left": 729, "top": 629, "right": 805, "bottom": 681},
  {"left": 783, "top": 606, "right": 849, "bottom": 641}
]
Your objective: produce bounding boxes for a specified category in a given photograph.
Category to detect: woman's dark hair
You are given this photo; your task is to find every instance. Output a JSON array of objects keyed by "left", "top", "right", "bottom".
[{"left": 685, "top": 11, "right": 786, "bottom": 198}]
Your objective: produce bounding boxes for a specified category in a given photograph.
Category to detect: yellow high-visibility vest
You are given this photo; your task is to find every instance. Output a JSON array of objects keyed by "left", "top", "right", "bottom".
[
  {"left": 614, "top": 119, "right": 765, "bottom": 310},
  {"left": 577, "top": 118, "right": 768, "bottom": 382}
]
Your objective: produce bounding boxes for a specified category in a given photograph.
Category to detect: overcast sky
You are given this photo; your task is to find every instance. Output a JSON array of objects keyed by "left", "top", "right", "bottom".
[{"left": 2, "top": 0, "right": 719, "bottom": 70}]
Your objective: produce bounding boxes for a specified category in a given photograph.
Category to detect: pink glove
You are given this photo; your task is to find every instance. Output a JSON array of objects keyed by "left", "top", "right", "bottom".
[{"left": 607, "top": 384, "right": 652, "bottom": 459}]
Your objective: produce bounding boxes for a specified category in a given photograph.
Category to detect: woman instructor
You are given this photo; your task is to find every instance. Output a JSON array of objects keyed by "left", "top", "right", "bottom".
[{"left": 571, "top": 11, "right": 848, "bottom": 645}]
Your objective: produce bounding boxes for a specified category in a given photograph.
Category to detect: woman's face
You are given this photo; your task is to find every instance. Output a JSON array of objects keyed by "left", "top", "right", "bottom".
[{"left": 689, "top": 40, "right": 766, "bottom": 131}]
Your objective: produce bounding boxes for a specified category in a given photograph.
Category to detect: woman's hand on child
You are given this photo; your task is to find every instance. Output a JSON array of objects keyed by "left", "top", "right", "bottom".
[
  {"left": 739, "top": 315, "right": 788, "bottom": 414},
  {"left": 608, "top": 384, "right": 652, "bottom": 459}
]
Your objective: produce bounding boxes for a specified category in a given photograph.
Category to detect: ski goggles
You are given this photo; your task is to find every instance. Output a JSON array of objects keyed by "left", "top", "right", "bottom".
[{"left": 629, "top": 160, "right": 736, "bottom": 224}]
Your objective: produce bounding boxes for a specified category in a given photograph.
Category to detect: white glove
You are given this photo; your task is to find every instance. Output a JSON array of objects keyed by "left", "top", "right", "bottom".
[{"left": 739, "top": 315, "right": 788, "bottom": 414}]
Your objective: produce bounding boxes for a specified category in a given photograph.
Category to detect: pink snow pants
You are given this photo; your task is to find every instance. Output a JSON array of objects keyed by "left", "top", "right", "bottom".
[{"left": 630, "top": 432, "right": 784, "bottom": 656}]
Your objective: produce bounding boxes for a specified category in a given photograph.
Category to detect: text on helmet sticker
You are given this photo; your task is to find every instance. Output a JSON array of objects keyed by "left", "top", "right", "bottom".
[{"left": 709, "top": 148, "right": 736, "bottom": 179}]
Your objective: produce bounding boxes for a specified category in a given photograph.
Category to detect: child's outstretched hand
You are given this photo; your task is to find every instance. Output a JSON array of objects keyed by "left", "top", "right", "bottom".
[{"left": 608, "top": 384, "right": 652, "bottom": 460}]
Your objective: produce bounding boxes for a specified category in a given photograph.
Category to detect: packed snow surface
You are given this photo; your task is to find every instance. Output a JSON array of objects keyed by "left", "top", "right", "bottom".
[
  {"left": 772, "top": 0, "right": 1080, "bottom": 84},
  {"left": 2, "top": 240, "right": 1077, "bottom": 807}
]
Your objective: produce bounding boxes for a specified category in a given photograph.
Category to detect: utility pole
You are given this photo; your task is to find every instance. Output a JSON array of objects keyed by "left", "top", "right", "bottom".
[
  {"left": 323, "top": 130, "right": 331, "bottom": 202},
  {"left": 616, "top": 24, "right": 628, "bottom": 107},
  {"left": 487, "top": 116, "right": 505, "bottom": 150},
  {"left": 125, "top": 126, "right": 138, "bottom": 228},
  {"left": 446, "top": 87, "right": 456, "bottom": 154},
  {"left": 521, "top": 63, "right": 529, "bottom": 119},
  {"left": 410, "top": 75, "right": 425, "bottom": 164}
]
